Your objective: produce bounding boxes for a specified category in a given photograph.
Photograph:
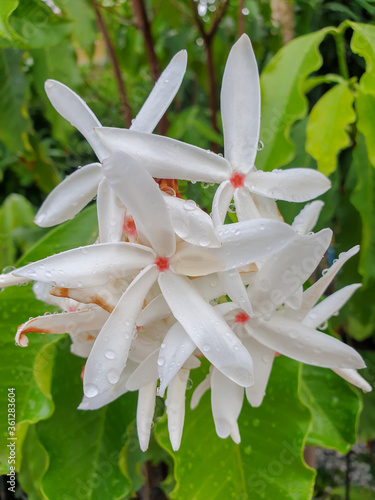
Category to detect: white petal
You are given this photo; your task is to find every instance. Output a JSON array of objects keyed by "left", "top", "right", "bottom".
[
  {"left": 131, "top": 50, "right": 187, "bottom": 133},
  {"left": 103, "top": 151, "right": 175, "bottom": 257},
  {"left": 292, "top": 201, "right": 324, "bottom": 234},
  {"left": 221, "top": 34, "right": 260, "bottom": 172},
  {"left": 242, "top": 336, "right": 275, "bottom": 407},
  {"left": 14, "top": 243, "right": 155, "bottom": 287},
  {"left": 163, "top": 194, "right": 221, "bottom": 248},
  {"left": 137, "top": 295, "right": 171, "bottom": 326},
  {"left": 16, "top": 308, "right": 109, "bottom": 347},
  {"left": 251, "top": 193, "right": 283, "bottom": 221},
  {"left": 245, "top": 168, "right": 331, "bottom": 202},
  {"left": 34, "top": 163, "right": 102, "bottom": 227},
  {"left": 33, "top": 282, "right": 65, "bottom": 308},
  {"left": 211, "top": 180, "right": 234, "bottom": 226},
  {"left": 190, "top": 274, "right": 225, "bottom": 301},
  {"left": 126, "top": 348, "right": 159, "bottom": 391},
  {"left": 0, "top": 273, "right": 29, "bottom": 288},
  {"left": 97, "top": 178, "right": 126, "bottom": 243},
  {"left": 129, "top": 336, "right": 160, "bottom": 364},
  {"left": 83, "top": 265, "right": 158, "bottom": 397},
  {"left": 190, "top": 371, "right": 211, "bottom": 409},
  {"left": 158, "top": 272, "right": 254, "bottom": 386},
  {"left": 166, "top": 368, "right": 189, "bottom": 451},
  {"left": 332, "top": 368, "right": 372, "bottom": 392},
  {"left": 234, "top": 187, "right": 260, "bottom": 221},
  {"left": 249, "top": 229, "right": 332, "bottom": 316},
  {"left": 218, "top": 270, "right": 253, "bottom": 316},
  {"left": 211, "top": 367, "right": 243, "bottom": 443},
  {"left": 78, "top": 360, "right": 138, "bottom": 410},
  {"left": 45, "top": 80, "right": 108, "bottom": 161},
  {"left": 158, "top": 322, "right": 196, "bottom": 396},
  {"left": 248, "top": 314, "right": 366, "bottom": 369},
  {"left": 284, "top": 286, "right": 303, "bottom": 310},
  {"left": 95, "top": 128, "right": 232, "bottom": 183},
  {"left": 302, "top": 284, "right": 362, "bottom": 329},
  {"left": 137, "top": 380, "right": 157, "bottom": 451},
  {"left": 298, "top": 245, "right": 360, "bottom": 319}
]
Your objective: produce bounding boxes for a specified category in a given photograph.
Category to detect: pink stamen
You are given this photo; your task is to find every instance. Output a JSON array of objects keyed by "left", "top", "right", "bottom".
[
  {"left": 155, "top": 256, "right": 169, "bottom": 272},
  {"left": 234, "top": 312, "right": 250, "bottom": 324},
  {"left": 230, "top": 171, "right": 245, "bottom": 188},
  {"left": 123, "top": 215, "right": 137, "bottom": 235}
]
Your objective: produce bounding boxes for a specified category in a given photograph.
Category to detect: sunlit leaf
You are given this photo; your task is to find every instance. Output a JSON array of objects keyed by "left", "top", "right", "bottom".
[
  {"left": 349, "top": 21, "right": 375, "bottom": 95},
  {"left": 355, "top": 90, "right": 375, "bottom": 168}
]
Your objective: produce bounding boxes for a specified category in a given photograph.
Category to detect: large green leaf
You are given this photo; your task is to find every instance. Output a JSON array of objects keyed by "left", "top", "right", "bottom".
[
  {"left": 257, "top": 28, "right": 334, "bottom": 171},
  {"left": 36, "top": 340, "right": 137, "bottom": 500},
  {"left": 0, "top": 193, "right": 36, "bottom": 269},
  {"left": 306, "top": 82, "right": 356, "bottom": 176},
  {"left": 0, "top": 0, "right": 19, "bottom": 42},
  {"left": 358, "top": 351, "right": 375, "bottom": 443},
  {"left": 299, "top": 365, "right": 361, "bottom": 454},
  {"left": 349, "top": 22, "right": 375, "bottom": 95},
  {"left": 155, "top": 357, "right": 315, "bottom": 499},
  {"left": 0, "top": 49, "right": 31, "bottom": 152},
  {"left": 355, "top": 90, "right": 375, "bottom": 168}
]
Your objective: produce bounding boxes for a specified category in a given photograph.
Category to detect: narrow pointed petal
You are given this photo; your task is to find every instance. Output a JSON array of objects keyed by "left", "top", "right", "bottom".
[
  {"left": 14, "top": 243, "right": 155, "bottom": 287},
  {"left": 126, "top": 348, "right": 159, "bottom": 391},
  {"left": 234, "top": 187, "right": 260, "bottom": 221},
  {"left": 103, "top": 151, "right": 175, "bottom": 257},
  {"left": 211, "top": 367, "right": 243, "bottom": 443},
  {"left": 95, "top": 128, "right": 232, "bottom": 183},
  {"left": 190, "top": 372, "right": 211, "bottom": 409},
  {"left": 137, "top": 380, "right": 158, "bottom": 451},
  {"left": 131, "top": 50, "right": 187, "bottom": 133},
  {"left": 245, "top": 168, "right": 331, "bottom": 202},
  {"left": 158, "top": 322, "right": 196, "bottom": 397},
  {"left": 332, "top": 368, "right": 372, "bottom": 392},
  {"left": 166, "top": 368, "right": 189, "bottom": 451},
  {"left": 163, "top": 194, "right": 221, "bottom": 248},
  {"left": 292, "top": 201, "right": 324, "bottom": 234},
  {"left": 212, "top": 180, "right": 234, "bottom": 226},
  {"left": 298, "top": 245, "right": 360, "bottom": 320},
  {"left": 45, "top": 80, "right": 108, "bottom": 161},
  {"left": 97, "top": 178, "right": 126, "bottom": 243},
  {"left": 248, "top": 314, "right": 366, "bottom": 369},
  {"left": 16, "top": 308, "right": 109, "bottom": 347},
  {"left": 0, "top": 273, "right": 29, "bottom": 288},
  {"left": 249, "top": 229, "right": 332, "bottom": 316},
  {"left": 158, "top": 272, "right": 254, "bottom": 386},
  {"left": 242, "top": 336, "right": 275, "bottom": 407},
  {"left": 302, "top": 284, "right": 362, "bottom": 330},
  {"left": 79, "top": 360, "right": 137, "bottom": 410},
  {"left": 137, "top": 295, "right": 171, "bottom": 326},
  {"left": 83, "top": 265, "right": 158, "bottom": 397},
  {"left": 251, "top": 193, "right": 283, "bottom": 221},
  {"left": 34, "top": 163, "right": 102, "bottom": 227},
  {"left": 284, "top": 286, "right": 303, "bottom": 310},
  {"left": 221, "top": 34, "right": 260, "bottom": 172},
  {"left": 218, "top": 270, "right": 253, "bottom": 316}
]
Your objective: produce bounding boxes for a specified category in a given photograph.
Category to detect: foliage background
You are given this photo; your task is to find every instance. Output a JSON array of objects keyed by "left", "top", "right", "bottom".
[{"left": 0, "top": 0, "right": 374, "bottom": 498}]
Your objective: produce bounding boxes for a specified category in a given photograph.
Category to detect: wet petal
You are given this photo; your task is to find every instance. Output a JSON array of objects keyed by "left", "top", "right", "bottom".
[
  {"left": 284, "top": 286, "right": 303, "bottom": 310},
  {"left": 234, "top": 187, "right": 260, "bottom": 221},
  {"left": 211, "top": 367, "right": 243, "bottom": 443},
  {"left": 97, "top": 178, "right": 126, "bottom": 243},
  {"left": 131, "top": 50, "right": 187, "bottom": 133},
  {"left": 251, "top": 193, "right": 283, "bottom": 221},
  {"left": 126, "top": 348, "right": 159, "bottom": 391},
  {"left": 332, "top": 368, "right": 372, "bottom": 392},
  {"left": 158, "top": 271, "right": 254, "bottom": 386},
  {"left": 245, "top": 168, "right": 331, "bottom": 202},
  {"left": 14, "top": 243, "right": 155, "bottom": 287},
  {"left": 0, "top": 273, "right": 29, "bottom": 288},
  {"left": 166, "top": 368, "right": 189, "bottom": 451},
  {"left": 211, "top": 180, "right": 234, "bottom": 226},
  {"left": 35, "top": 163, "right": 102, "bottom": 227},
  {"left": 218, "top": 270, "right": 253, "bottom": 316},
  {"left": 95, "top": 128, "right": 232, "bottom": 183},
  {"left": 248, "top": 314, "right": 366, "bottom": 369},
  {"left": 45, "top": 80, "right": 108, "bottom": 161},
  {"left": 83, "top": 264, "right": 158, "bottom": 397},
  {"left": 137, "top": 380, "right": 157, "bottom": 451},
  {"left": 221, "top": 34, "right": 260, "bottom": 172},
  {"left": 292, "top": 201, "right": 324, "bottom": 234},
  {"left": 103, "top": 151, "right": 175, "bottom": 257}
]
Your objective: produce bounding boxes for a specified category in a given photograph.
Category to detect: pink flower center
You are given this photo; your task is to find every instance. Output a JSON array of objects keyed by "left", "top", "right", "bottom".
[
  {"left": 123, "top": 215, "right": 137, "bottom": 235},
  {"left": 155, "top": 256, "right": 169, "bottom": 272},
  {"left": 230, "top": 171, "right": 245, "bottom": 188},
  {"left": 234, "top": 312, "right": 250, "bottom": 324}
]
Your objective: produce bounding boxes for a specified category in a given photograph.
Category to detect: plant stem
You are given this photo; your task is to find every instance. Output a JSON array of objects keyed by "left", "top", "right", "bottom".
[
  {"left": 92, "top": 0, "right": 133, "bottom": 127},
  {"left": 334, "top": 32, "right": 350, "bottom": 81}
]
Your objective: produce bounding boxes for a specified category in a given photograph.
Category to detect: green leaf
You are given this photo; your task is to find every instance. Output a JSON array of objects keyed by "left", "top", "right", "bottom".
[
  {"left": 36, "top": 340, "right": 137, "bottom": 500},
  {"left": 258, "top": 27, "right": 334, "bottom": 171},
  {"left": 0, "top": 49, "right": 31, "bottom": 153},
  {"left": 0, "top": 193, "right": 36, "bottom": 269},
  {"left": 358, "top": 351, "right": 375, "bottom": 443},
  {"left": 355, "top": 90, "right": 375, "bottom": 168},
  {"left": 155, "top": 357, "right": 315, "bottom": 500},
  {"left": 0, "top": 0, "right": 19, "bottom": 42},
  {"left": 299, "top": 365, "right": 361, "bottom": 454},
  {"left": 350, "top": 132, "right": 375, "bottom": 283},
  {"left": 349, "top": 22, "right": 375, "bottom": 95},
  {"left": 306, "top": 83, "right": 356, "bottom": 176}
]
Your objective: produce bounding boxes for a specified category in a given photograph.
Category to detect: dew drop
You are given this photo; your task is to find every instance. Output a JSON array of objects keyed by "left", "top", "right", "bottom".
[
  {"left": 184, "top": 200, "right": 196, "bottom": 211},
  {"left": 85, "top": 384, "right": 98, "bottom": 398},
  {"left": 104, "top": 349, "right": 115, "bottom": 360},
  {"left": 202, "top": 344, "right": 210, "bottom": 352},
  {"left": 157, "top": 358, "right": 165, "bottom": 366},
  {"left": 257, "top": 140, "right": 264, "bottom": 151},
  {"left": 107, "top": 370, "right": 120, "bottom": 384}
]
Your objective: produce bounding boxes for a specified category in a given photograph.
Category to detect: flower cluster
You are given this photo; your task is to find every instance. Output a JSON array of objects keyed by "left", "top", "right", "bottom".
[{"left": 1, "top": 35, "right": 371, "bottom": 451}]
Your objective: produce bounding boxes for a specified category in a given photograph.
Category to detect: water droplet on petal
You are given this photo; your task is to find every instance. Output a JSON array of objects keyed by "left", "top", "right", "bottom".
[
  {"left": 107, "top": 370, "right": 120, "bottom": 384},
  {"left": 105, "top": 349, "right": 115, "bottom": 360},
  {"left": 85, "top": 384, "right": 98, "bottom": 398}
]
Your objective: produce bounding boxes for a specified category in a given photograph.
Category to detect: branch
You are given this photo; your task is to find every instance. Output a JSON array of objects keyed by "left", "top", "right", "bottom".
[
  {"left": 92, "top": 0, "right": 132, "bottom": 127},
  {"left": 208, "top": 0, "right": 230, "bottom": 38}
]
